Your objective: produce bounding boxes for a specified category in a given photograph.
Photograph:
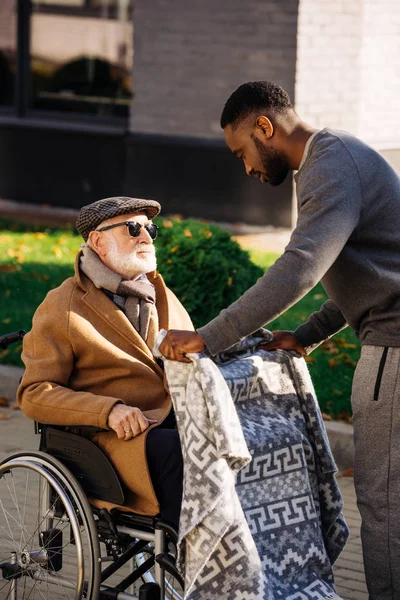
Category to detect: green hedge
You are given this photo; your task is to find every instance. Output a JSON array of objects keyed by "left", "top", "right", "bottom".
[
  {"left": 154, "top": 217, "right": 263, "bottom": 328},
  {"left": 0, "top": 217, "right": 263, "bottom": 364}
]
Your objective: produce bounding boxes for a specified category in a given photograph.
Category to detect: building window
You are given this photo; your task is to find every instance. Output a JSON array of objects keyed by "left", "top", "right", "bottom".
[
  {"left": 30, "top": 0, "right": 133, "bottom": 118},
  {"left": 0, "top": 0, "right": 17, "bottom": 107}
]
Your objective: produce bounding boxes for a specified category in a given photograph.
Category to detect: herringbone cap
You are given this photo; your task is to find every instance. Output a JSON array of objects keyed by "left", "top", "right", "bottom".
[{"left": 76, "top": 196, "right": 161, "bottom": 241}]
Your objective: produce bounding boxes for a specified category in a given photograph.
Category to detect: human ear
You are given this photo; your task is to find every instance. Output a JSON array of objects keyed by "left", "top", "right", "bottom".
[
  {"left": 88, "top": 230, "right": 104, "bottom": 256},
  {"left": 255, "top": 115, "right": 273, "bottom": 139}
]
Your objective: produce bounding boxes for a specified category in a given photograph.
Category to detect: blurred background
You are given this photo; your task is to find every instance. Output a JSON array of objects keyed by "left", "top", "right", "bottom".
[{"left": 0, "top": 0, "right": 398, "bottom": 228}]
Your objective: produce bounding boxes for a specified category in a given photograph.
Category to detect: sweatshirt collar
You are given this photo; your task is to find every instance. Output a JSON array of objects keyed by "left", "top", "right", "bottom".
[{"left": 294, "top": 129, "right": 322, "bottom": 180}]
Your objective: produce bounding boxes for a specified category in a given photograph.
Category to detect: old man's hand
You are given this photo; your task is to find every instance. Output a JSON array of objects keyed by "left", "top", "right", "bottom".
[
  {"left": 108, "top": 404, "right": 158, "bottom": 440},
  {"left": 159, "top": 330, "right": 206, "bottom": 362},
  {"left": 259, "top": 330, "right": 306, "bottom": 355}
]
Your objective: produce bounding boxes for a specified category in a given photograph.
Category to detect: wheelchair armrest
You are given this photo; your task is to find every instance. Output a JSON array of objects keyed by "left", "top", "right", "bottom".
[
  {"left": 35, "top": 422, "right": 108, "bottom": 437},
  {"left": 68, "top": 425, "right": 109, "bottom": 438}
]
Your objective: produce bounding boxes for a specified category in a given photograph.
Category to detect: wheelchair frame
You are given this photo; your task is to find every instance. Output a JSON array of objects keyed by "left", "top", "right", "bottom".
[{"left": 0, "top": 331, "right": 184, "bottom": 600}]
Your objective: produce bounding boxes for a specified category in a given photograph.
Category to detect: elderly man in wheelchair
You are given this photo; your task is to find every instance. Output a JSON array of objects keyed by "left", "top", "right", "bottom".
[{"left": 0, "top": 196, "right": 192, "bottom": 600}]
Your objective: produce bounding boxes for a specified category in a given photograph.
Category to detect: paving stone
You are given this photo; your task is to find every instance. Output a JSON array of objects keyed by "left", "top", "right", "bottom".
[{"left": 334, "top": 475, "right": 368, "bottom": 599}]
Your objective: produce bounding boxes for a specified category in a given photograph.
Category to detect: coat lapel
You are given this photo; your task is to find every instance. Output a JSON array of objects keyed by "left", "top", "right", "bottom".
[
  {"left": 150, "top": 272, "right": 170, "bottom": 331},
  {"left": 81, "top": 280, "right": 163, "bottom": 375}
]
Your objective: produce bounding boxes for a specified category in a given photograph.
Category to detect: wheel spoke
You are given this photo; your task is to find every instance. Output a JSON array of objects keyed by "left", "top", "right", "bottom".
[
  {"left": 0, "top": 457, "right": 99, "bottom": 600},
  {"left": 0, "top": 495, "right": 15, "bottom": 547},
  {"left": 6, "top": 471, "right": 29, "bottom": 550},
  {"left": 16, "top": 492, "right": 60, "bottom": 555}
]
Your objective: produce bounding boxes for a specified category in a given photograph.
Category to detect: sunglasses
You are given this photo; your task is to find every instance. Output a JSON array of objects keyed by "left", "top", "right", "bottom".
[{"left": 97, "top": 221, "right": 159, "bottom": 240}]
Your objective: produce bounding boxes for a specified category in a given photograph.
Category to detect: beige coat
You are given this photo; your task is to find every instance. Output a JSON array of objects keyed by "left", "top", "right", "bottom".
[{"left": 17, "top": 253, "right": 193, "bottom": 515}]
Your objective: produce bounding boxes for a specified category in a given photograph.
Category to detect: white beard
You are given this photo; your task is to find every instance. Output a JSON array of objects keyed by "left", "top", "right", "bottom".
[{"left": 106, "top": 236, "right": 157, "bottom": 280}]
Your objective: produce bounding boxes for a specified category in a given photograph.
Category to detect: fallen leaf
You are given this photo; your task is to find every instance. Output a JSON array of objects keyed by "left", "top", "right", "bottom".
[
  {"left": 0, "top": 264, "right": 20, "bottom": 273},
  {"left": 321, "top": 412, "right": 332, "bottom": 421},
  {"left": 331, "top": 388, "right": 344, "bottom": 397},
  {"left": 29, "top": 271, "right": 50, "bottom": 281},
  {"left": 321, "top": 341, "right": 340, "bottom": 355},
  {"left": 343, "top": 355, "right": 357, "bottom": 367},
  {"left": 0, "top": 397, "right": 9, "bottom": 407},
  {"left": 338, "top": 468, "right": 354, "bottom": 478},
  {"left": 10, "top": 403, "right": 20, "bottom": 410},
  {"left": 334, "top": 337, "right": 356, "bottom": 348},
  {"left": 304, "top": 356, "right": 316, "bottom": 364},
  {"left": 0, "top": 414, "right": 10, "bottom": 420}
]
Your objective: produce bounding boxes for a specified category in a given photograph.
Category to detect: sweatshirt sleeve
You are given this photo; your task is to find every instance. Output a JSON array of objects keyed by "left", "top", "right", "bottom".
[
  {"left": 17, "top": 285, "right": 122, "bottom": 429},
  {"left": 293, "top": 299, "right": 347, "bottom": 354},
  {"left": 197, "top": 136, "right": 362, "bottom": 355}
]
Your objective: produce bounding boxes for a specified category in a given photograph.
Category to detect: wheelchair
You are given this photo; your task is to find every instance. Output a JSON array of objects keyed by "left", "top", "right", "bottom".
[{"left": 0, "top": 331, "right": 184, "bottom": 600}]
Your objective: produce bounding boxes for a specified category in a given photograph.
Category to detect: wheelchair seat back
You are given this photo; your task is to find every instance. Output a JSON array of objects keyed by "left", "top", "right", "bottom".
[{"left": 40, "top": 426, "right": 125, "bottom": 505}]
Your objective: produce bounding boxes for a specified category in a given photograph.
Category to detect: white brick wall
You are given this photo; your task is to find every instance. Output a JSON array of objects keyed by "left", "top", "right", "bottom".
[
  {"left": 358, "top": 0, "right": 400, "bottom": 146},
  {"left": 130, "top": 0, "right": 299, "bottom": 138},
  {"left": 295, "top": 0, "right": 400, "bottom": 147},
  {"left": 295, "top": 0, "right": 364, "bottom": 135}
]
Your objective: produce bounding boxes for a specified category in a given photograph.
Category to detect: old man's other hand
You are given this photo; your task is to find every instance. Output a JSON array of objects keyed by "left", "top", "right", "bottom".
[
  {"left": 159, "top": 330, "right": 206, "bottom": 362},
  {"left": 108, "top": 404, "right": 158, "bottom": 440},
  {"left": 259, "top": 330, "right": 306, "bottom": 355}
]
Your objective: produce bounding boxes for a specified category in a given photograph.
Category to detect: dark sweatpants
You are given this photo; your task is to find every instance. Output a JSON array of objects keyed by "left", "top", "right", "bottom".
[{"left": 146, "top": 427, "right": 183, "bottom": 529}]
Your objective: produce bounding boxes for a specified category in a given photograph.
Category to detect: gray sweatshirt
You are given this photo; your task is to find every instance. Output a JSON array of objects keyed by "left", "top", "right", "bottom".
[{"left": 198, "top": 128, "right": 400, "bottom": 355}]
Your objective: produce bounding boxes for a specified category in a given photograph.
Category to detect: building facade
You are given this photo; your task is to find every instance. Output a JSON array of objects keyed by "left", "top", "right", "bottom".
[{"left": 0, "top": 0, "right": 399, "bottom": 226}]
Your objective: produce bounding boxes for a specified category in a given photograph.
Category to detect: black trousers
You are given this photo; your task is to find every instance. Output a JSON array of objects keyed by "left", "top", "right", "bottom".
[{"left": 146, "top": 427, "right": 183, "bottom": 529}]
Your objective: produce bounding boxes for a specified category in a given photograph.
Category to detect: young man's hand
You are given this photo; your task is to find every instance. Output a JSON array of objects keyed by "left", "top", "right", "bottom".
[
  {"left": 159, "top": 330, "right": 206, "bottom": 362},
  {"left": 259, "top": 330, "right": 306, "bottom": 355},
  {"left": 108, "top": 405, "right": 157, "bottom": 440}
]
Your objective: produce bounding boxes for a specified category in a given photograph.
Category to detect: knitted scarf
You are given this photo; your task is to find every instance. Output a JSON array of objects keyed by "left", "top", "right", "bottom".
[{"left": 80, "top": 247, "right": 158, "bottom": 343}]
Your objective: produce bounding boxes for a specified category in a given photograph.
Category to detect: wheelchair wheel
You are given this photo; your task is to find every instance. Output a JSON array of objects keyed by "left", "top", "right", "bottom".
[{"left": 0, "top": 451, "right": 100, "bottom": 600}]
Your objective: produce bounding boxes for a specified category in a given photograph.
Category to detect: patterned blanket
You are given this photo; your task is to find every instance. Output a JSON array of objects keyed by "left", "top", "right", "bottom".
[{"left": 154, "top": 330, "right": 349, "bottom": 600}]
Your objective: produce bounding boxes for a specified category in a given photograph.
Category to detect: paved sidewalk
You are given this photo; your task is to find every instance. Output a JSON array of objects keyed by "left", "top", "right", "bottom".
[
  {"left": 334, "top": 476, "right": 368, "bottom": 599},
  {"left": 0, "top": 409, "right": 367, "bottom": 599}
]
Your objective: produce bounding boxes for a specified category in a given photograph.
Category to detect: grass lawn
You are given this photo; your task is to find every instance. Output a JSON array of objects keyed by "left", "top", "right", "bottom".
[
  {"left": 0, "top": 220, "right": 357, "bottom": 419},
  {"left": 0, "top": 223, "right": 78, "bottom": 365},
  {"left": 249, "top": 249, "right": 358, "bottom": 420}
]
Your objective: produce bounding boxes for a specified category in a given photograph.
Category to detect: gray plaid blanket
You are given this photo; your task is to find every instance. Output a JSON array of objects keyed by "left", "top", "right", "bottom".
[{"left": 155, "top": 331, "right": 349, "bottom": 600}]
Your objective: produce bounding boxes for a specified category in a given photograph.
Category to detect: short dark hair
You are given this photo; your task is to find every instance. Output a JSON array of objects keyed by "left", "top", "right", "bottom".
[{"left": 220, "top": 81, "right": 292, "bottom": 129}]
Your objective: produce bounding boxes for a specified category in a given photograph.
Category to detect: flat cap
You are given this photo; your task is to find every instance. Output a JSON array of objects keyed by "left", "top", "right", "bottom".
[{"left": 76, "top": 196, "right": 161, "bottom": 241}]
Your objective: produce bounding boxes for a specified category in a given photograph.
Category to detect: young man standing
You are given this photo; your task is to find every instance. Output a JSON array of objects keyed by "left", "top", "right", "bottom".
[{"left": 160, "top": 81, "right": 400, "bottom": 600}]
